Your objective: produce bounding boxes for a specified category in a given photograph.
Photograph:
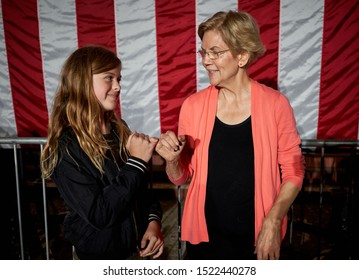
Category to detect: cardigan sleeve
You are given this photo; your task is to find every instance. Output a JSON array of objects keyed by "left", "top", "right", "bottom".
[
  {"left": 166, "top": 96, "right": 194, "bottom": 185},
  {"left": 275, "top": 94, "right": 305, "bottom": 189}
]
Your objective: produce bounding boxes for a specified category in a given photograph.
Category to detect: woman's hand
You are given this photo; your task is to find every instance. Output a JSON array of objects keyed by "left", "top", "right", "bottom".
[
  {"left": 254, "top": 216, "right": 281, "bottom": 260},
  {"left": 255, "top": 182, "right": 300, "bottom": 260},
  {"left": 155, "top": 131, "right": 185, "bottom": 163},
  {"left": 139, "top": 221, "right": 164, "bottom": 259}
]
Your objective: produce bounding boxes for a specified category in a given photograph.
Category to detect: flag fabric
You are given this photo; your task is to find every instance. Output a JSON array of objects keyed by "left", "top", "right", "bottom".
[{"left": 0, "top": 0, "right": 358, "bottom": 140}]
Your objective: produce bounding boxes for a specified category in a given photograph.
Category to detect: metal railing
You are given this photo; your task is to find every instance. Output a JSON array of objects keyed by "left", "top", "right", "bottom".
[
  {"left": 0, "top": 137, "right": 47, "bottom": 260},
  {"left": 299, "top": 140, "right": 359, "bottom": 259},
  {"left": 0, "top": 137, "right": 358, "bottom": 260}
]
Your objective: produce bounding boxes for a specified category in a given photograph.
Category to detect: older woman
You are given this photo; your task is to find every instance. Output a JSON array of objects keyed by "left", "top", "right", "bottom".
[{"left": 156, "top": 10, "right": 305, "bottom": 260}]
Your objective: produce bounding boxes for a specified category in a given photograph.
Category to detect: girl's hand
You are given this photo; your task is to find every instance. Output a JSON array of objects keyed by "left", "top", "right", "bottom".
[
  {"left": 126, "top": 132, "right": 158, "bottom": 162},
  {"left": 139, "top": 221, "right": 164, "bottom": 259}
]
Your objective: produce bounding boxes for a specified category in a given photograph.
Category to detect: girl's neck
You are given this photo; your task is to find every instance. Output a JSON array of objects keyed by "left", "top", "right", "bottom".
[{"left": 101, "top": 122, "right": 111, "bottom": 135}]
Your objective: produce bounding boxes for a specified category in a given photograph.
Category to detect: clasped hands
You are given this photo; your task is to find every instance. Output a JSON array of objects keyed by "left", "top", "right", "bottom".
[{"left": 126, "top": 131, "right": 185, "bottom": 163}]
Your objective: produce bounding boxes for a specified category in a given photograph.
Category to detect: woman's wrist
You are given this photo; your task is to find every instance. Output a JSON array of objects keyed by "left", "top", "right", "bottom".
[{"left": 165, "top": 160, "right": 183, "bottom": 181}]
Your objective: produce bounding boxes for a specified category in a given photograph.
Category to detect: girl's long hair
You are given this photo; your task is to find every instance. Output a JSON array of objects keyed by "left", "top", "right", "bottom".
[{"left": 41, "top": 45, "right": 130, "bottom": 178}]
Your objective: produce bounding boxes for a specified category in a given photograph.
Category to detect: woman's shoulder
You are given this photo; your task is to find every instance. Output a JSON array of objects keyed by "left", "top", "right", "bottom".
[
  {"left": 182, "top": 85, "right": 217, "bottom": 106},
  {"left": 252, "top": 80, "right": 289, "bottom": 103},
  {"left": 252, "top": 80, "right": 279, "bottom": 95}
]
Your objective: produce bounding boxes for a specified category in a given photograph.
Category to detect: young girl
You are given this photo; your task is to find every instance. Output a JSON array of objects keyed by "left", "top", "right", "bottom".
[{"left": 41, "top": 45, "right": 163, "bottom": 260}]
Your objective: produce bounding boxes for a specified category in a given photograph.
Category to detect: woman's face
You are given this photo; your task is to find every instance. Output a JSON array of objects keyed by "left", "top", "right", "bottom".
[
  {"left": 200, "top": 30, "right": 241, "bottom": 87},
  {"left": 92, "top": 66, "right": 121, "bottom": 112}
]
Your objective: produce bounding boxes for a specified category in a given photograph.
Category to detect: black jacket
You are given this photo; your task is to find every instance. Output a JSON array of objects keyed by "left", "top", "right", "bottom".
[{"left": 52, "top": 129, "right": 162, "bottom": 259}]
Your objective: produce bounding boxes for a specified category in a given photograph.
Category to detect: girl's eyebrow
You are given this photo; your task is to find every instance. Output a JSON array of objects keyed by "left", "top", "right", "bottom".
[
  {"left": 103, "top": 71, "right": 116, "bottom": 75},
  {"left": 101, "top": 71, "right": 121, "bottom": 80}
]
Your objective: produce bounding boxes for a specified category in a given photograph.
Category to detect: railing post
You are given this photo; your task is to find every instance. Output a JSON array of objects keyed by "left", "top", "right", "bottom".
[{"left": 13, "top": 143, "right": 24, "bottom": 260}]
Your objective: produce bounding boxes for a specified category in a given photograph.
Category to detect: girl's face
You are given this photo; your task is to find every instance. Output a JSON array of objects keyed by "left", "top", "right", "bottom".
[
  {"left": 200, "top": 30, "right": 241, "bottom": 88},
  {"left": 92, "top": 66, "right": 121, "bottom": 112}
]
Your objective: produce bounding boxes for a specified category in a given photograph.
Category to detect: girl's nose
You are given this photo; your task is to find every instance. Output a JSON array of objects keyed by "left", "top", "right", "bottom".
[{"left": 113, "top": 80, "right": 121, "bottom": 91}]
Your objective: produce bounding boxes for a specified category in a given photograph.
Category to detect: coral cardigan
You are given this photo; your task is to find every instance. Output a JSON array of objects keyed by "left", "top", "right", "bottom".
[{"left": 169, "top": 80, "right": 305, "bottom": 245}]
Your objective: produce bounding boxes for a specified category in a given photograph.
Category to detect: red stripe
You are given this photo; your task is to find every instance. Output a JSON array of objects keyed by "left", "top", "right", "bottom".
[
  {"left": 317, "top": 0, "right": 359, "bottom": 139},
  {"left": 2, "top": 0, "right": 48, "bottom": 137},
  {"left": 75, "top": 0, "right": 121, "bottom": 116},
  {"left": 239, "top": 0, "right": 280, "bottom": 90},
  {"left": 76, "top": 0, "right": 116, "bottom": 51},
  {"left": 155, "top": 0, "right": 197, "bottom": 134}
]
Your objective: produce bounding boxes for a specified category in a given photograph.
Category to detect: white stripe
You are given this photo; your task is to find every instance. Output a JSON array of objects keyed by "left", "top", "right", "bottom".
[
  {"left": 128, "top": 158, "right": 146, "bottom": 170},
  {"left": 0, "top": 1, "right": 17, "bottom": 138},
  {"left": 126, "top": 162, "right": 145, "bottom": 173},
  {"left": 196, "top": 0, "right": 238, "bottom": 92},
  {"left": 38, "top": 0, "right": 78, "bottom": 116},
  {"left": 115, "top": 0, "right": 160, "bottom": 137},
  {"left": 278, "top": 0, "right": 324, "bottom": 140}
]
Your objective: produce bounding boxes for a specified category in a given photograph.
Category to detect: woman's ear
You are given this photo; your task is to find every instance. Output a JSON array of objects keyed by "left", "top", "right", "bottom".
[{"left": 238, "top": 52, "right": 249, "bottom": 67}]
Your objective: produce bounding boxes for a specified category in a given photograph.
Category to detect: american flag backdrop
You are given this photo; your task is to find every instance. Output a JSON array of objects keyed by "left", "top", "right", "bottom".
[{"left": 0, "top": 0, "right": 358, "bottom": 140}]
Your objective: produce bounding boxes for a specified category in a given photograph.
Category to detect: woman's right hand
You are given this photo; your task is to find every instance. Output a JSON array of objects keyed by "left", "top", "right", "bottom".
[
  {"left": 126, "top": 132, "right": 158, "bottom": 162},
  {"left": 155, "top": 131, "right": 186, "bottom": 163}
]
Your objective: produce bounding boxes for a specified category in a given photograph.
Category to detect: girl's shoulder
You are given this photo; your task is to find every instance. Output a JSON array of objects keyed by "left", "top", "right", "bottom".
[
  {"left": 58, "top": 128, "right": 81, "bottom": 156},
  {"left": 59, "top": 127, "right": 76, "bottom": 144}
]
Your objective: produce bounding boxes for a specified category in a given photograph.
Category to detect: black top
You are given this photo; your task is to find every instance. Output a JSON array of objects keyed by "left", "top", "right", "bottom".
[
  {"left": 205, "top": 116, "right": 255, "bottom": 242},
  {"left": 52, "top": 127, "right": 162, "bottom": 259}
]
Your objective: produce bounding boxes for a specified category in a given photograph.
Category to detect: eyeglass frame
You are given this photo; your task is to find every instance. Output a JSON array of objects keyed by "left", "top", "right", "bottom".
[{"left": 197, "top": 48, "right": 230, "bottom": 60}]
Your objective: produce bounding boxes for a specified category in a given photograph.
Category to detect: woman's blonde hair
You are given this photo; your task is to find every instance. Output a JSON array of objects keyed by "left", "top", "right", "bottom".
[
  {"left": 41, "top": 45, "right": 130, "bottom": 178},
  {"left": 198, "top": 10, "right": 266, "bottom": 65}
]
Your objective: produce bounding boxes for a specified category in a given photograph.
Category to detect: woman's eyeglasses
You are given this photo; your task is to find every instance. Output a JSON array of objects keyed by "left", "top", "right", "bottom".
[{"left": 197, "top": 48, "right": 230, "bottom": 60}]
